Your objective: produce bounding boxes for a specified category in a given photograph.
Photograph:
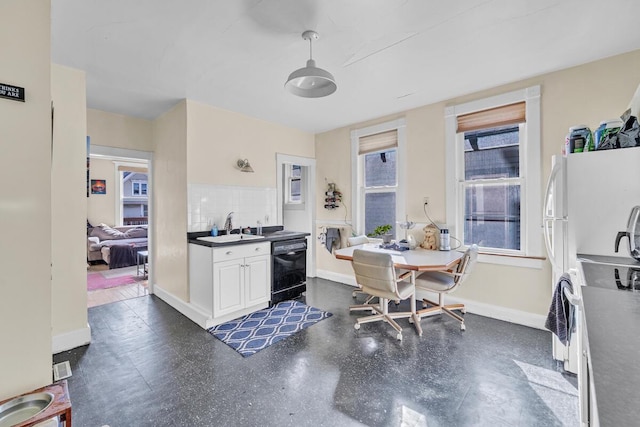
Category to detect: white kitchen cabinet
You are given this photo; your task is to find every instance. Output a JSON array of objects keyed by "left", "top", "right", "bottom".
[{"left": 189, "top": 241, "right": 271, "bottom": 328}]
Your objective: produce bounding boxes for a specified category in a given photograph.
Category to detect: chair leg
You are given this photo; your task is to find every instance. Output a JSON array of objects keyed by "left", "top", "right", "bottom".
[
  {"left": 353, "top": 297, "right": 407, "bottom": 340},
  {"left": 406, "top": 296, "right": 422, "bottom": 336},
  {"left": 416, "top": 293, "right": 466, "bottom": 330}
]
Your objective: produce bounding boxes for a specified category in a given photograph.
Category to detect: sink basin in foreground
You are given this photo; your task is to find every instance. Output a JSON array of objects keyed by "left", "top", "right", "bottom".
[
  {"left": 0, "top": 392, "right": 54, "bottom": 427},
  {"left": 198, "top": 234, "right": 266, "bottom": 243}
]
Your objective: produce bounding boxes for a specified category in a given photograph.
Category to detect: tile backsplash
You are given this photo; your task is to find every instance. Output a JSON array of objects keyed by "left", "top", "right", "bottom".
[{"left": 187, "top": 184, "right": 278, "bottom": 232}]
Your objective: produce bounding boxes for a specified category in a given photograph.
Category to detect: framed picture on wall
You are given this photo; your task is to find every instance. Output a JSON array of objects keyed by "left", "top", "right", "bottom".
[{"left": 91, "top": 179, "right": 106, "bottom": 195}]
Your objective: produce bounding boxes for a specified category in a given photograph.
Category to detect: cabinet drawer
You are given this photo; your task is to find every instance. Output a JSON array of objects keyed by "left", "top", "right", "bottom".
[{"left": 212, "top": 242, "right": 270, "bottom": 262}]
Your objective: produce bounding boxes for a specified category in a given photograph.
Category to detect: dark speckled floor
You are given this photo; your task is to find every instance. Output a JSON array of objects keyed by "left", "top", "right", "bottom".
[{"left": 54, "top": 278, "right": 579, "bottom": 427}]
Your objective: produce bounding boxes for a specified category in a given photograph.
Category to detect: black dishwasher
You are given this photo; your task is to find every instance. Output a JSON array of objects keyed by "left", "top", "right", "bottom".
[{"left": 271, "top": 238, "right": 307, "bottom": 305}]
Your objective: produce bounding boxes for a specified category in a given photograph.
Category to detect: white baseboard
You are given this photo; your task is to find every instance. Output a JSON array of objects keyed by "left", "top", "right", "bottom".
[
  {"left": 153, "top": 285, "right": 211, "bottom": 329},
  {"left": 415, "top": 290, "right": 546, "bottom": 330},
  {"left": 316, "top": 269, "right": 357, "bottom": 287},
  {"left": 52, "top": 324, "right": 91, "bottom": 354},
  {"left": 317, "top": 271, "right": 546, "bottom": 330}
]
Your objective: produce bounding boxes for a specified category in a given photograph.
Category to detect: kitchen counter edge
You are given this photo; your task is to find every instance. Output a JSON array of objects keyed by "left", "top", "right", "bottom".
[{"left": 187, "top": 230, "right": 310, "bottom": 247}]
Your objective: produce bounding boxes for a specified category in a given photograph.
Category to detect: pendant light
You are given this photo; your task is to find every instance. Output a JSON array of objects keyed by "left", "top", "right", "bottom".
[{"left": 285, "top": 30, "right": 337, "bottom": 98}]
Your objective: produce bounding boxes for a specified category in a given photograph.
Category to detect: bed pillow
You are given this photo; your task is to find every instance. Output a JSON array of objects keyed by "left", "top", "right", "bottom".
[
  {"left": 124, "top": 227, "right": 147, "bottom": 238},
  {"left": 90, "top": 224, "right": 126, "bottom": 240}
]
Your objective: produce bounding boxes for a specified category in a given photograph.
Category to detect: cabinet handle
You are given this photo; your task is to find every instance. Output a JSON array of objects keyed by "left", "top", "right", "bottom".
[
  {"left": 255, "top": 247, "right": 261, "bottom": 251},
  {"left": 226, "top": 251, "right": 233, "bottom": 255}
]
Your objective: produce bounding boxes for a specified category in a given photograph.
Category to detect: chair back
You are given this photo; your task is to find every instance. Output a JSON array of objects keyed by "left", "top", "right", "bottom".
[
  {"left": 351, "top": 249, "right": 399, "bottom": 298},
  {"left": 455, "top": 244, "right": 479, "bottom": 286},
  {"left": 347, "top": 235, "right": 370, "bottom": 246}
]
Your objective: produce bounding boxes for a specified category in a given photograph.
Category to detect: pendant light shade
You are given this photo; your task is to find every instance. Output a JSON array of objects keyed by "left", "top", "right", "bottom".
[{"left": 285, "top": 30, "right": 337, "bottom": 98}]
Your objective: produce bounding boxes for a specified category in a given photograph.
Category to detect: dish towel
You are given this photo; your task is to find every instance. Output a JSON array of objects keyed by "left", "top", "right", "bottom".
[
  {"left": 325, "top": 228, "right": 341, "bottom": 253},
  {"left": 544, "top": 273, "right": 575, "bottom": 345}
]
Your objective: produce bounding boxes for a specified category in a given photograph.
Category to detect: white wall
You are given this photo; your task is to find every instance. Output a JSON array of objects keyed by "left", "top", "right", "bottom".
[
  {"left": 0, "top": 0, "right": 52, "bottom": 400},
  {"left": 187, "top": 184, "right": 277, "bottom": 232},
  {"left": 51, "top": 63, "right": 90, "bottom": 353},
  {"left": 87, "top": 157, "right": 117, "bottom": 225}
]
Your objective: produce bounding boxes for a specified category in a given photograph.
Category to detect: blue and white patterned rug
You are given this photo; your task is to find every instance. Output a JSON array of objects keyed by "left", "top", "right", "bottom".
[{"left": 208, "top": 300, "right": 332, "bottom": 357}]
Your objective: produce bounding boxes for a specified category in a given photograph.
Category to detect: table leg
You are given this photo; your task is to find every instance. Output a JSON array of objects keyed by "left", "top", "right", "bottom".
[{"left": 410, "top": 271, "right": 423, "bottom": 336}]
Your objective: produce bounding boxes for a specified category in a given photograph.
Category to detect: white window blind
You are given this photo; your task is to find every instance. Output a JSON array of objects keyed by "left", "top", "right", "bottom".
[
  {"left": 457, "top": 101, "right": 526, "bottom": 133},
  {"left": 358, "top": 130, "right": 398, "bottom": 155}
]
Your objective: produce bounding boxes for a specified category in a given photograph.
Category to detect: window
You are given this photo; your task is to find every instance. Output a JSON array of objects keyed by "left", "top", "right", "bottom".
[
  {"left": 351, "top": 119, "right": 406, "bottom": 238},
  {"left": 118, "top": 168, "right": 149, "bottom": 226},
  {"left": 445, "top": 86, "right": 541, "bottom": 263},
  {"left": 286, "top": 164, "right": 303, "bottom": 204},
  {"left": 132, "top": 180, "right": 147, "bottom": 196}
]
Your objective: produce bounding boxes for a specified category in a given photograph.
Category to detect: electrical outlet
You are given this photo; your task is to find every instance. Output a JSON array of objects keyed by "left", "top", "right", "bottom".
[{"left": 423, "top": 197, "right": 429, "bottom": 205}]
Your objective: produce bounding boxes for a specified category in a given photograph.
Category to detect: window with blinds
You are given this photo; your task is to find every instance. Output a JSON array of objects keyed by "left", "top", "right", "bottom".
[
  {"left": 445, "top": 87, "right": 541, "bottom": 259},
  {"left": 359, "top": 129, "right": 398, "bottom": 237}
]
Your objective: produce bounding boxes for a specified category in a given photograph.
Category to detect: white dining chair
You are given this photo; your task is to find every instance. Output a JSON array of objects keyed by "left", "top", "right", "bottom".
[
  {"left": 349, "top": 249, "right": 421, "bottom": 340},
  {"left": 415, "top": 244, "right": 478, "bottom": 331}
]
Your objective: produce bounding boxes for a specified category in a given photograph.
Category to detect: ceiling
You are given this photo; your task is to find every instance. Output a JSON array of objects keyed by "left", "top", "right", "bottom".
[{"left": 51, "top": 0, "right": 640, "bottom": 134}]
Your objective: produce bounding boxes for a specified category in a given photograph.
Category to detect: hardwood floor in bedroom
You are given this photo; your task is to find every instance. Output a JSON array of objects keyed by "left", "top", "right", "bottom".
[{"left": 87, "top": 263, "right": 148, "bottom": 308}]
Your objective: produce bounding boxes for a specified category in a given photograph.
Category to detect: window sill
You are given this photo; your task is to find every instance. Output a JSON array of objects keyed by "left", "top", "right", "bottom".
[{"left": 476, "top": 252, "right": 545, "bottom": 269}]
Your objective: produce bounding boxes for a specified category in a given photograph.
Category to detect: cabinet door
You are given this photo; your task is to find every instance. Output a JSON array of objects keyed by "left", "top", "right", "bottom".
[
  {"left": 213, "top": 259, "right": 244, "bottom": 317},
  {"left": 244, "top": 254, "right": 271, "bottom": 306}
]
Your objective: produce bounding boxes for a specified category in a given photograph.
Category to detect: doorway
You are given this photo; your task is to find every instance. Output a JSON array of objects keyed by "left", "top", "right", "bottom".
[
  {"left": 87, "top": 145, "right": 153, "bottom": 307},
  {"left": 276, "top": 154, "right": 316, "bottom": 277}
]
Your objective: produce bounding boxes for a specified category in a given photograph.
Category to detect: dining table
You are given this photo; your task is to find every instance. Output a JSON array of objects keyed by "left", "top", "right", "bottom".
[
  {"left": 334, "top": 243, "right": 464, "bottom": 272},
  {"left": 334, "top": 243, "right": 464, "bottom": 337}
]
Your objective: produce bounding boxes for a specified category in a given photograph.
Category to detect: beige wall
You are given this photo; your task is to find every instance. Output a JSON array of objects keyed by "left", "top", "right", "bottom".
[
  {"left": 0, "top": 0, "right": 52, "bottom": 400},
  {"left": 186, "top": 100, "right": 315, "bottom": 186},
  {"left": 51, "top": 64, "right": 89, "bottom": 344},
  {"left": 152, "top": 100, "right": 315, "bottom": 303},
  {"left": 316, "top": 49, "right": 640, "bottom": 318},
  {"left": 87, "top": 108, "right": 153, "bottom": 152},
  {"left": 153, "top": 101, "right": 188, "bottom": 299},
  {"left": 87, "top": 157, "right": 117, "bottom": 225}
]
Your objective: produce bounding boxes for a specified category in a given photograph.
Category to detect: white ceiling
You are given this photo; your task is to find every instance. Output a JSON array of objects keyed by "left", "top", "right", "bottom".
[{"left": 51, "top": 0, "right": 640, "bottom": 134}]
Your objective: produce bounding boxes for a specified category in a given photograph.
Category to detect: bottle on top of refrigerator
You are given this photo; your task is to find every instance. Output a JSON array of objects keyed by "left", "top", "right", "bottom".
[
  {"left": 594, "top": 119, "right": 623, "bottom": 149},
  {"left": 568, "top": 125, "right": 593, "bottom": 153}
]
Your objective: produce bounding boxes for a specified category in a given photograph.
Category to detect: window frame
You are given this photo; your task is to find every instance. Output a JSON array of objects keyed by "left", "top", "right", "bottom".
[
  {"left": 285, "top": 164, "right": 304, "bottom": 206},
  {"left": 132, "top": 180, "right": 147, "bottom": 196},
  {"left": 445, "top": 86, "right": 542, "bottom": 267},
  {"left": 351, "top": 118, "right": 406, "bottom": 238}
]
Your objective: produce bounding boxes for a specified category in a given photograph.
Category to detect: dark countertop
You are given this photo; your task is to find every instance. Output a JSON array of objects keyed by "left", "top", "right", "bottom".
[
  {"left": 188, "top": 226, "right": 310, "bottom": 247},
  {"left": 579, "top": 255, "right": 640, "bottom": 426}
]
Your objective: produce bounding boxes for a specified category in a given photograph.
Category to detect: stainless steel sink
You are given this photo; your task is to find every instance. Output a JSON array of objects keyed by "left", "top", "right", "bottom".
[
  {"left": 0, "top": 392, "right": 54, "bottom": 427},
  {"left": 198, "top": 234, "right": 265, "bottom": 243}
]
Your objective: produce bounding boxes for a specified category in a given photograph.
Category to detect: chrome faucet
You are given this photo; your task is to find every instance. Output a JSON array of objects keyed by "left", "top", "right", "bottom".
[{"left": 224, "top": 212, "right": 234, "bottom": 234}]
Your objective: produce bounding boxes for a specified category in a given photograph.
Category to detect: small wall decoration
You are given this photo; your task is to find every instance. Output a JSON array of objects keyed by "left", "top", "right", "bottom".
[
  {"left": 0, "top": 82, "right": 25, "bottom": 102},
  {"left": 91, "top": 179, "right": 106, "bottom": 195},
  {"left": 324, "top": 182, "right": 342, "bottom": 210}
]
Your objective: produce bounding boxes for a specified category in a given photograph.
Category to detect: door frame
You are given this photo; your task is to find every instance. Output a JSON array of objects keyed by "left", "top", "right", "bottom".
[
  {"left": 276, "top": 153, "right": 316, "bottom": 277},
  {"left": 90, "top": 145, "right": 154, "bottom": 290}
]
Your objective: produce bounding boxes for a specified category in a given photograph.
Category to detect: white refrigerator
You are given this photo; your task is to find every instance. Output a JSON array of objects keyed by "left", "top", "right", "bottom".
[{"left": 543, "top": 146, "right": 640, "bottom": 373}]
